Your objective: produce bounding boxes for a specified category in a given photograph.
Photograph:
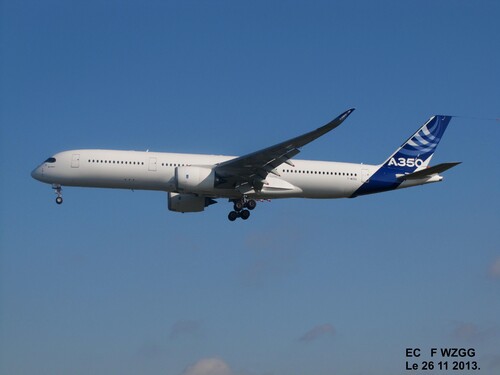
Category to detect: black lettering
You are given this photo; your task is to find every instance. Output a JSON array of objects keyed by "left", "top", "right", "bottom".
[
  {"left": 422, "top": 361, "right": 434, "bottom": 370},
  {"left": 441, "top": 347, "right": 476, "bottom": 357},
  {"left": 406, "top": 348, "right": 420, "bottom": 357},
  {"left": 441, "top": 348, "right": 452, "bottom": 357},
  {"left": 406, "top": 361, "right": 418, "bottom": 370}
]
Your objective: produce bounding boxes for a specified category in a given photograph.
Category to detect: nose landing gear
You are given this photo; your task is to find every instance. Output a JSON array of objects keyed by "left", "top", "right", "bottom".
[
  {"left": 53, "top": 184, "right": 63, "bottom": 204},
  {"left": 228, "top": 198, "right": 257, "bottom": 221}
]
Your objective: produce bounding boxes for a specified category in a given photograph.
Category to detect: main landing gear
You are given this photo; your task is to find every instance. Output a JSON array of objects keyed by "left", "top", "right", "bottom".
[
  {"left": 228, "top": 198, "right": 257, "bottom": 221},
  {"left": 53, "top": 184, "right": 63, "bottom": 204}
]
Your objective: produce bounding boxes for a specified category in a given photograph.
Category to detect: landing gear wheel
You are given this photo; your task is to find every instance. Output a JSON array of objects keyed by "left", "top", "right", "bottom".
[
  {"left": 233, "top": 201, "right": 244, "bottom": 211},
  {"left": 240, "top": 209, "right": 250, "bottom": 220},
  {"left": 53, "top": 185, "right": 63, "bottom": 205},
  {"left": 228, "top": 211, "right": 238, "bottom": 221},
  {"left": 245, "top": 199, "right": 257, "bottom": 210}
]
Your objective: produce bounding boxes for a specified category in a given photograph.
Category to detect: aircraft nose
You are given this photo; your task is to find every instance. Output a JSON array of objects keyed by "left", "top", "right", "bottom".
[{"left": 31, "top": 166, "right": 43, "bottom": 181}]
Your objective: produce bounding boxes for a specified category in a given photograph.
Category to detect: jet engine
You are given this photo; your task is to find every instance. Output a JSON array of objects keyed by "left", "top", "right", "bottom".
[
  {"left": 175, "top": 166, "right": 215, "bottom": 193},
  {"left": 167, "top": 192, "right": 217, "bottom": 213}
]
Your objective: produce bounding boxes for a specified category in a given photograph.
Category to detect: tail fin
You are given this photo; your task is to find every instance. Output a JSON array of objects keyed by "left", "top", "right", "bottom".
[
  {"left": 382, "top": 115, "right": 452, "bottom": 173},
  {"left": 352, "top": 115, "right": 453, "bottom": 197}
]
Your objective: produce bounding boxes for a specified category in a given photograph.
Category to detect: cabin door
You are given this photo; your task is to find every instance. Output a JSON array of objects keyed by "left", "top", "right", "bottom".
[
  {"left": 148, "top": 157, "right": 157, "bottom": 171},
  {"left": 71, "top": 154, "right": 80, "bottom": 168},
  {"left": 361, "top": 169, "right": 370, "bottom": 183}
]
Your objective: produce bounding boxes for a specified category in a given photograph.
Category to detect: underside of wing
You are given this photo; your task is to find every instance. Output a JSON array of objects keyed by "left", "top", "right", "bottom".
[{"left": 214, "top": 108, "right": 355, "bottom": 192}]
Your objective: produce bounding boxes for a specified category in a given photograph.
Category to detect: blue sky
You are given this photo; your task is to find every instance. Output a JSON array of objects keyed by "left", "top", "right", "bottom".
[{"left": 1, "top": 1, "right": 499, "bottom": 374}]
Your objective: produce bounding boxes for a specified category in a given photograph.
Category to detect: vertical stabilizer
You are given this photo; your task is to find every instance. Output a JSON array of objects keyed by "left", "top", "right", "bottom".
[
  {"left": 382, "top": 115, "right": 452, "bottom": 173},
  {"left": 352, "top": 115, "right": 452, "bottom": 197}
]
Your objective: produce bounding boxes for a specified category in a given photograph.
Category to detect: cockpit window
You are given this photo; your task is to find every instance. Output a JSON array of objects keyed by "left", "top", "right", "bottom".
[{"left": 44, "top": 157, "right": 56, "bottom": 163}]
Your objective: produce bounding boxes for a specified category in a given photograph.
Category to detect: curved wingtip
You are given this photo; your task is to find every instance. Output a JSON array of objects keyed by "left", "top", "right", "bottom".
[{"left": 341, "top": 108, "right": 356, "bottom": 120}]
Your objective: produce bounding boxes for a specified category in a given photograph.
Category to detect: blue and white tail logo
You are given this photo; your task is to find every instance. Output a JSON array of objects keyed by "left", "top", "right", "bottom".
[
  {"left": 383, "top": 115, "right": 451, "bottom": 173},
  {"left": 352, "top": 115, "right": 452, "bottom": 197}
]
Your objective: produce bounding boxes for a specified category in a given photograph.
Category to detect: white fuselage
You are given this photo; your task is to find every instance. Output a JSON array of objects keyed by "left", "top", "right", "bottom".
[
  {"left": 31, "top": 111, "right": 453, "bottom": 220},
  {"left": 31, "top": 149, "right": 384, "bottom": 199}
]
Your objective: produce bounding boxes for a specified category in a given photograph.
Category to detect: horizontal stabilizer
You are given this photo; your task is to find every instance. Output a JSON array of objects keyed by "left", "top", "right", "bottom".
[{"left": 397, "top": 162, "right": 461, "bottom": 181}]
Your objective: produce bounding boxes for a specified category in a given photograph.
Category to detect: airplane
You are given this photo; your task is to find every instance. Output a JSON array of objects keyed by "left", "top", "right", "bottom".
[{"left": 31, "top": 109, "right": 460, "bottom": 221}]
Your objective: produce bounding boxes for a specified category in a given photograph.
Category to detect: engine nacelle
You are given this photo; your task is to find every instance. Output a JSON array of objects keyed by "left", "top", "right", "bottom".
[
  {"left": 175, "top": 166, "right": 215, "bottom": 193},
  {"left": 167, "top": 192, "right": 217, "bottom": 213}
]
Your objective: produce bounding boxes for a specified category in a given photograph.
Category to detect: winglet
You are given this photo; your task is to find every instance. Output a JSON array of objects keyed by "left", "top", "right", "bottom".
[
  {"left": 300, "top": 108, "right": 355, "bottom": 145},
  {"left": 322, "top": 108, "right": 355, "bottom": 131},
  {"left": 340, "top": 108, "right": 355, "bottom": 121}
]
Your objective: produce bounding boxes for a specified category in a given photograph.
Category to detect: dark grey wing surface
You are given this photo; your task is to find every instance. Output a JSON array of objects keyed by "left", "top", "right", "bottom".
[{"left": 214, "top": 108, "right": 355, "bottom": 191}]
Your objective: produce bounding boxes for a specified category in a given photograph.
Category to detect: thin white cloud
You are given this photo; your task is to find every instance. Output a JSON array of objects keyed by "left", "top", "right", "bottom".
[
  {"left": 452, "top": 322, "right": 481, "bottom": 341},
  {"left": 299, "top": 323, "right": 335, "bottom": 342},
  {"left": 181, "top": 358, "right": 233, "bottom": 375},
  {"left": 489, "top": 257, "right": 500, "bottom": 279},
  {"left": 451, "top": 321, "right": 498, "bottom": 342}
]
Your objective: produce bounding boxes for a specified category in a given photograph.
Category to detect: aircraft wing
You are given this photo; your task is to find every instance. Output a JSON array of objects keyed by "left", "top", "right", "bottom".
[{"left": 214, "top": 108, "right": 355, "bottom": 191}]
